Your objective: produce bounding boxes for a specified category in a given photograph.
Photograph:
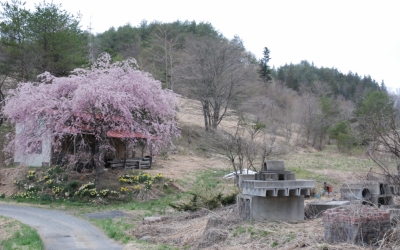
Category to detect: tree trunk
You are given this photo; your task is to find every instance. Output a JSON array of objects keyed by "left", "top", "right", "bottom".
[
  {"left": 94, "top": 130, "right": 106, "bottom": 189},
  {"left": 202, "top": 101, "right": 210, "bottom": 131},
  {"left": 212, "top": 103, "right": 220, "bottom": 130}
]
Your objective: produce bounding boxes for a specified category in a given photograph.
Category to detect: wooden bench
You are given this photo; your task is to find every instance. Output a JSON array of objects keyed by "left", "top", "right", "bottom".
[{"left": 107, "top": 157, "right": 152, "bottom": 169}]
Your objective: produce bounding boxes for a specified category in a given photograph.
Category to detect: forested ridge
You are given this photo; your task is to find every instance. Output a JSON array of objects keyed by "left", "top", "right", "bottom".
[
  {"left": 0, "top": 0, "right": 398, "bottom": 156},
  {"left": 94, "top": 20, "right": 384, "bottom": 103},
  {"left": 0, "top": 0, "right": 384, "bottom": 101}
]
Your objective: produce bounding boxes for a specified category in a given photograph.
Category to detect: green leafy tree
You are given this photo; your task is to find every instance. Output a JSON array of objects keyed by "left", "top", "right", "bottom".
[
  {"left": 0, "top": 1, "right": 87, "bottom": 79},
  {"left": 329, "top": 121, "right": 357, "bottom": 152},
  {"left": 276, "top": 66, "right": 285, "bottom": 83},
  {"left": 27, "top": 1, "right": 87, "bottom": 76},
  {"left": 275, "top": 62, "right": 380, "bottom": 102},
  {"left": 314, "top": 95, "right": 340, "bottom": 148},
  {"left": 354, "top": 91, "right": 395, "bottom": 147},
  {"left": 0, "top": 0, "right": 30, "bottom": 81},
  {"left": 380, "top": 80, "right": 387, "bottom": 93},
  {"left": 285, "top": 64, "right": 299, "bottom": 91},
  {"left": 355, "top": 91, "right": 393, "bottom": 120},
  {"left": 258, "top": 47, "right": 272, "bottom": 83}
]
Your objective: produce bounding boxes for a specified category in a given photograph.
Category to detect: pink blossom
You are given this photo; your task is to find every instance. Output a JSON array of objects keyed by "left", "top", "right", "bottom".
[{"left": 3, "top": 53, "right": 180, "bottom": 163}]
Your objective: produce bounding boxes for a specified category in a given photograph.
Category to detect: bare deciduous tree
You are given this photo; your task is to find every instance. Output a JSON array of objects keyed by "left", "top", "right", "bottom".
[
  {"left": 145, "top": 23, "right": 180, "bottom": 91},
  {"left": 280, "top": 109, "right": 296, "bottom": 144},
  {"left": 349, "top": 92, "right": 400, "bottom": 186},
  {"left": 177, "top": 36, "right": 255, "bottom": 131},
  {"left": 214, "top": 120, "right": 278, "bottom": 175},
  {"left": 298, "top": 92, "right": 321, "bottom": 144}
]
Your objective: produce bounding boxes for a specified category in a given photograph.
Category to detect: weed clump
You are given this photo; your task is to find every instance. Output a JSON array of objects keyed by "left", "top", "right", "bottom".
[{"left": 169, "top": 190, "right": 238, "bottom": 211}]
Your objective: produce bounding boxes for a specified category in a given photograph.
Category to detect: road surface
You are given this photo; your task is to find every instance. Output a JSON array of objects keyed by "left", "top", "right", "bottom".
[{"left": 0, "top": 203, "right": 123, "bottom": 250}]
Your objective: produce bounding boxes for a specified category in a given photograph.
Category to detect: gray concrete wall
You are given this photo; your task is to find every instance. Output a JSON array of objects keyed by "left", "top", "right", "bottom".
[
  {"left": 238, "top": 194, "right": 304, "bottom": 221},
  {"left": 265, "top": 160, "right": 285, "bottom": 171}
]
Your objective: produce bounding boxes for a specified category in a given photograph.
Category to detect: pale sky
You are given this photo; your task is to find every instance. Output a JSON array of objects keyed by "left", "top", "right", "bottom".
[{"left": 24, "top": 0, "right": 399, "bottom": 91}]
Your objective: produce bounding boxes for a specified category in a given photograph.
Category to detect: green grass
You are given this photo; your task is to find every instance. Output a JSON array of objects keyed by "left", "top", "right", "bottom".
[
  {"left": 0, "top": 216, "right": 44, "bottom": 250},
  {"left": 66, "top": 191, "right": 181, "bottom": 216},
  {"left": 114, "top": 195, "right": 177, "bottom": 215},
  {"left": 233, "top": 226, "right": 246, "bottom": 237},
  {"left": 285, "top": 146, "right": 377, "bottom": 173},
  {"left": 232, "top": 224, "right": 274, "bottom": 239},
  {"left": 190, "top": 168, "right": 236, "bottom": 192},
  {"left": 289, "top": 167, "right": 339, "bottom": 185},
  {"left": 91, "top": 218, "right": 134, "bottom": 243}
]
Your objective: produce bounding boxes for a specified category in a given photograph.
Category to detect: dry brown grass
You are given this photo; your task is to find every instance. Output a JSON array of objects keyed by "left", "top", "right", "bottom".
[
  {"left": 123, "top": 204, "right": 379, "bottom": 250},
  {"left": 0, "top": 166, "right": 28, "bottom": 196},
  {"left": 0, "top": 217, "right": 21, "bottom": 243}
]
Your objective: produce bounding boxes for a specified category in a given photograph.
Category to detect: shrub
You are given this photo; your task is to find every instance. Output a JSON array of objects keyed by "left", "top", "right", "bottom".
[
  {"left": 169, "top": 191, "right": 238, "bottom": 211},
  {"left": 65, "top": 181, "right": 79, "bottom": 192}
]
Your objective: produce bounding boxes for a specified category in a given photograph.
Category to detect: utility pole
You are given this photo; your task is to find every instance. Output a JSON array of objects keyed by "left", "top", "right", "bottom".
[{"left": 87, "top": 15, "right": 94, "bottom": 64}]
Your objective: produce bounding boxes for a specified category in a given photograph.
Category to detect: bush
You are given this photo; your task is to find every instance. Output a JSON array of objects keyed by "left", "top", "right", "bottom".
[
  {"left": 65, "top": 181, "right": 79, "bottom": 192},
  {"left": 169, "top": 191, "right": 238, "bottom": 211},
  {"left": 337, "top": 132, "right": 357, "bottom": 153}
]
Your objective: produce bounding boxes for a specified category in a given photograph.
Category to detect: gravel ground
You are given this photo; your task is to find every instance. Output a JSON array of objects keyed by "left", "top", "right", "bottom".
[{"left": 0, "top": 203, "right": 123, "bottom": 250}]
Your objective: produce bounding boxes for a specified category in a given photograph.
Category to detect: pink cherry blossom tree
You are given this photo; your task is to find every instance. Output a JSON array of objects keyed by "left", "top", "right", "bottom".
[{"left": 3, "top": 53, "right": 180, "bottom": 187}]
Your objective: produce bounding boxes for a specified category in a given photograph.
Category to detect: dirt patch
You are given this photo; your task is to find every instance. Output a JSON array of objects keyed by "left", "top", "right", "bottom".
[
  {"left": 146, "top": 155, "right": 230, "bottom": 183},
  {"left": 0, "top": 166, "right": 28, "bottom": 196}
]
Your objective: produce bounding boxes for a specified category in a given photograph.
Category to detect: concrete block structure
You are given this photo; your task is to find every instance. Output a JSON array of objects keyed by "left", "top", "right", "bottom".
[
  {"left": 238, "top": 194, "right": 304, "bottom": 220},
  {"left": 237, "top": 160, "right": 315, "bottom": 221},
  {"left": 306, "top": 201, "right": 350, "bottom": 218},
  {"left": 323, "top": 206, "right": 391, "bottom": 245},
  {"left": 382, "top": 204, "right": 400, "bottom": 226},
  {"left": 340, "top": 182, "right": 395, "bottom": 207}
]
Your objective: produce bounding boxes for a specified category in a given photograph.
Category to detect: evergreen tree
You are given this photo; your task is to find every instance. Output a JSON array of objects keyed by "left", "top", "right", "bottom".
[
  {"left": 28, "top": 1, "right": 88, "bottom": 77},
  {"left": 354, "top": 91, "right": 394, "bottom": 145},
  {"left": 380, "top": 80, "right": 387, "bottom": 93},
  {"left": 285, "top": 64, "right": 299, "bottom": 91},
  {"left": 0, "top": 1, "right": 87, "bottom": 79},
  {"left": 277, "top": 66, "right": 285, "bottom": 83},
  {"left": 258, "top": 47, "right": 272, "bottom": 83},
  {"left": 0, "top": 0, "right": 30, "bottom": 80}
]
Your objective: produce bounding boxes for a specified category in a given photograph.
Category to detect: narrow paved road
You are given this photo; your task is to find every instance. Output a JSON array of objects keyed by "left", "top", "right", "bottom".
[{"left": 0, "top": 203, "right": 123, "bottom": 250}]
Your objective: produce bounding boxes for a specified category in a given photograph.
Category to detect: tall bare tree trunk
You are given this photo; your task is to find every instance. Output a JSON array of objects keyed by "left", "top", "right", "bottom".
[{"left": 202, "top": 101, "right": 211, "bottom": 131}]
